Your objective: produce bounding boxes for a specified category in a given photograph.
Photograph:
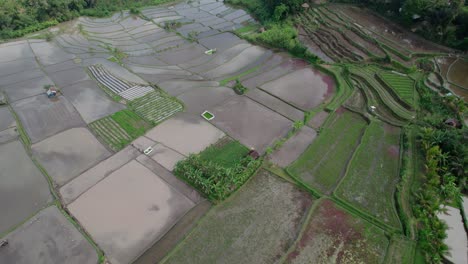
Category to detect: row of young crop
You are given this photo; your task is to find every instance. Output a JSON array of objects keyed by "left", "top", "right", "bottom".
[
  {"left": 89, "top": 116, "right": 132, "bottom": 151},
  {"left": 349, "top": 67, "right": 415, "bottom": 120},
  {"left": 129, "top": 91, "right": 183, "bottom": 124},
  {"left": 378, "top": 72, "right": 415, "bottom": 107}
]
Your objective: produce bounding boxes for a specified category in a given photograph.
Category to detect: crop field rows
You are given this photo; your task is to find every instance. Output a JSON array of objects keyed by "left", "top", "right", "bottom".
[
  {"left": 89, "top": 109, "right": 151, "bottom": 151},
  {"left": 288, "top": 110, "right": 368, "bottom": 194},
  {"left": 89, "top": 116, "right": 132, "bottom": 151},
  {"left": 129, "top": 91, "right": 183, "bottom": 124},
  {"left": 349, "top": 66, "right": 415, "bottom": 121},
  {"left": 378, "top": 71, "right": 415, "bottom": 107}
]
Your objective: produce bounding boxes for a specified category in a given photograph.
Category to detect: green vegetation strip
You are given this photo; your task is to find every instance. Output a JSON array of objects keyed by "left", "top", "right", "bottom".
[
  {"left": 198, "top": 139, "right": 249, "bottom": 169},
  {"left": 288, "top": 110, "right": 367, "bottom": 194},
  {"left": 377, "top": 71, "right": 415, "bottom": 108},
  {"left": 335, "top": 120, "right": 402, "bottom": 230},
  {"left": 174, "top": 140, "right": 261, "bottom": 202},
  {"left": 129, "top": 91, "right": 183, "bottom": 125},
  {"left": 89, "top": 109, "right": 150, "bottom": 151}
]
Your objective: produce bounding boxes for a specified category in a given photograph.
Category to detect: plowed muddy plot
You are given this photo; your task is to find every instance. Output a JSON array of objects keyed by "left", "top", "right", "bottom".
[
  {"left": 208, "top": 96, "right": 293, "bottom": 153},
  {"left": 163, "top": 170, "right": 313, "bottom": 264},
  {"left": 288, "top": 110, "right": 367, "bottom": 194},
  {"left": 12, "top": 95, "right": 85, "bottom": 143},
  {"left": 61, "top": 80, "right": 124, "bottom": 123},
  {"left": 145, "top": 113, "right": 225, "bottom": 155},
  {"left": 260, "top": 68, "right": 334, "bottom": 110},
  {"left": 336, "top": 121, "right": 401, "bottom": 229},
  {"left": 448, "top": 59, "right": 468, "bottom": 89},
  {"left": 270, "top": 126, "right": 317, "bottom": 168},
  {"left": 286, "top": 199, "right": 388, "bottom": 264},
  {"left": 0, "top": 206, "right": 98, "bottom": 264},
  {"left": 32, "top": 128, "right": 111, "bottom": 186},
  {"left": 0, "top": 140, "right": 51, "bottom": 234},
  {"left": 68, "top": 160, "right": 200, "bottom": 264}
]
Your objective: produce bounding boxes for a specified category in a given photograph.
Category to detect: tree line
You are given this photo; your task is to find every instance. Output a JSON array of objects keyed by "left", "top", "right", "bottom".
[{"left": 330, "top": 0, "right": 468, "bottom": 50}]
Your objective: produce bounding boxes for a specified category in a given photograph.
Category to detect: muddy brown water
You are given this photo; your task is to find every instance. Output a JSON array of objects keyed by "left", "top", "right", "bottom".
[{"left": 448, "top": 59, "right": 468, "bottom": 89}]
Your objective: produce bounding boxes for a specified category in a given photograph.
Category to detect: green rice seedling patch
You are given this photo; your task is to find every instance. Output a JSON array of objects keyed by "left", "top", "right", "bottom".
[
  {"left": 110, "top": 109, "right": 151, "bottom": 138},
  {"left": 335, "top": 120, "right": 402, "bottom": 229},
  {"left": 198, "top": 138, "right": 250, "bottom": 169},
  {"left": 89, "top": 109, "right": 151, "bottom": 151},
  {"left": 384, "top": 236, "right": 415, "bottom": 264},
  {"left": 129, "top": 91, "right": 182, "bottom": 124},
  {"left": 285, "top": 199, "right": 389, "bottom": 264},
  {"left": 378, "top": 71, "right": 415, "bottom": 107},
  {"left": 89, "top": 116, "right": 132, "bottom": 151},
  {"left": 287, "top": 110, "right": 367, "bottom": 194}
]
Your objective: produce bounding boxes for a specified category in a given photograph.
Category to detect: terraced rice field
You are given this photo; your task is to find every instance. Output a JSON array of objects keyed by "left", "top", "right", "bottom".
[
  {"left": 285, "top": 199, "right": 389, "bottom": 264},
  {"left": 288, "top": 109, "right": 367, "bottom": 194},
  {"left": 89, "top": 109, "right": 150, "bottom": 151},
  {"left": 129, "top": 91, "right": 183, "bottom": 124},
  {"left": 349, "top": 66, "right": 415, "bottom": 122},
  {"left": 378, "top": 71, "right": 415, "bottom": 107},
  {"left": 335, "top": 121, "right": 401, "bottom": 230}
]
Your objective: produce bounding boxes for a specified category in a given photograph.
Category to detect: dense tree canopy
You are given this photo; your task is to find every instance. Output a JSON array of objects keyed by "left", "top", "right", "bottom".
[{"left": 331, "top": 0, "right": 468, "bottom": 49}]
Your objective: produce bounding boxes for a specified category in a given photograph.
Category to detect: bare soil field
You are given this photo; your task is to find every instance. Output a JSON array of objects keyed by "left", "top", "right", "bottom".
[
  {"left": 208, "top": 96, "right": 293, "bottom": 153},
  {"left": 59, "top": 145, "right": 140, "bottom": 205},
  {"left": 12, "top": 95, "right": 85, "bottom": 143},
  {"left": 61, "top": 80, "right": 125, "bottom": 123},
  {"left": 0, "top": 107, "right": 15, "bottom": 131},
  {"left": 68, "top": 160, "right": 197, "bottom": 264},
  {"left": 0, "top": 206, "right": 98, "bottom": 264},
  {"left": 260, "top": 68, "right": 335, "bottom": 110},
  {"left": 270, "top": 126, "right": 317, "bottom": 167},
  {"left": 32, "top": 128, "right": 111, "bottom": 186},
  {"left": 0, "top": 140, "right": 51, "bottom": 234},
  {"left": 285, "top": 199, "right": 389, "bottom": 264},
  {"left": 163, "top": 170, "right": 313, "bottom": 264},
  {"left": 145, "top": 113, "right": 225, "bottom": 155}
]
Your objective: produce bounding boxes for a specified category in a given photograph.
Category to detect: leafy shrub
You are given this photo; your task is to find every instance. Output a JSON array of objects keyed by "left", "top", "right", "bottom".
[
  {"left": 233, "top": 79, "right": 247, "bottom": 95},
  {"left": 174, "top": 154, "right": 261, "bottom": 201},
  {"left": 246, "top": 22, "right": 320, "bottom": 63}
]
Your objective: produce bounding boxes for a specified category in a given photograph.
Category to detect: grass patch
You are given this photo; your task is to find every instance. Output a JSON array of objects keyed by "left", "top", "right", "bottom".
[
  {"left": 287, "top": 110, "right": 368, "bottom": 194},
  {"left": 234, "top": 23, "right": 260, "bottom": 35},
  {"left": 335, "top": 120, "right": 402, "bottom": 230},
  {"left": 198, "top": 138, "right": 249, "bottom": 169}
]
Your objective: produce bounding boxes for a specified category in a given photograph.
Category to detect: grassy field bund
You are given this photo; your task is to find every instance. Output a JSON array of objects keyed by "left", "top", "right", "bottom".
[{"left": 287, "top": 109, "right": 368, "bottom": 194}]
